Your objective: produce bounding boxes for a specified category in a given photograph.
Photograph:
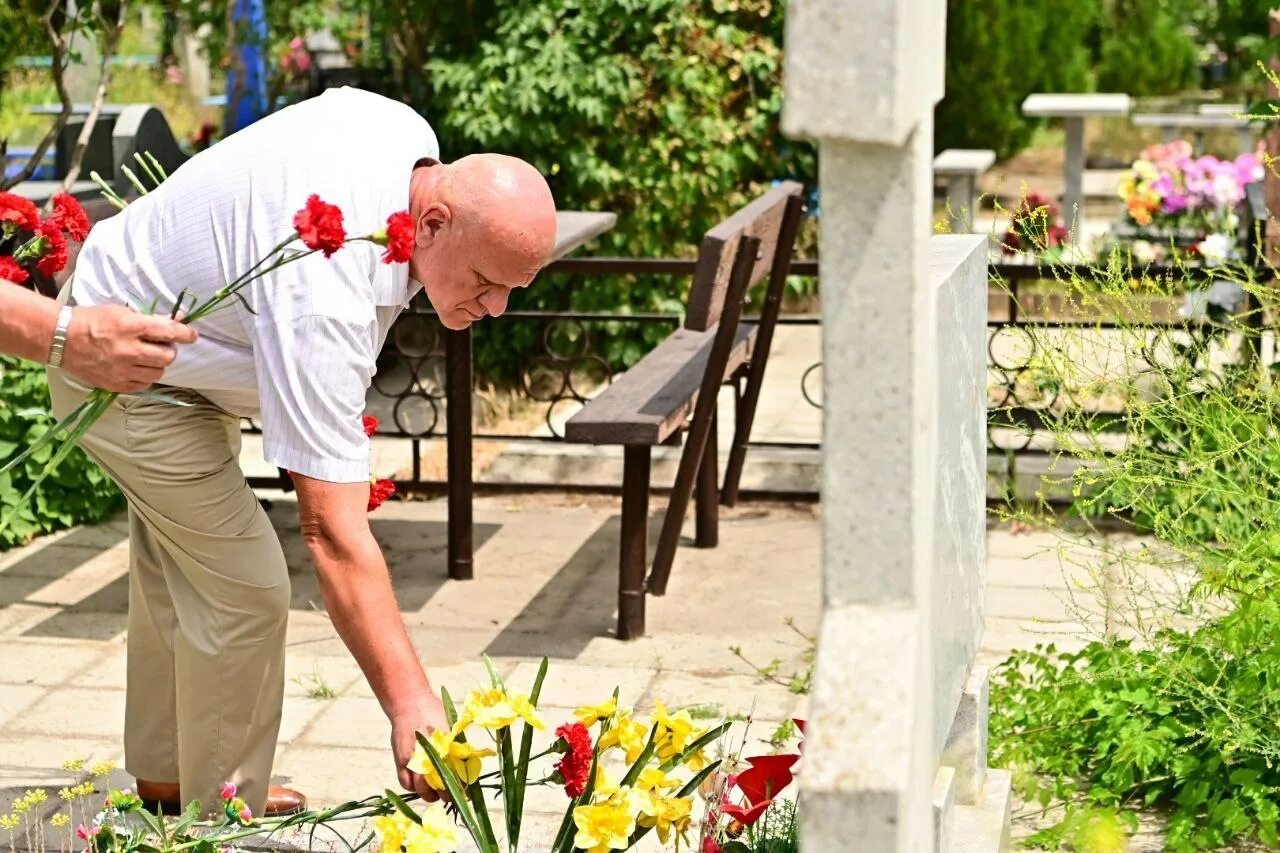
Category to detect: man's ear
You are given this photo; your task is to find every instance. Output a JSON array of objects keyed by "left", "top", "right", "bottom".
[{"left": 416, "top": 202, "right": 451, "bottom": 248}]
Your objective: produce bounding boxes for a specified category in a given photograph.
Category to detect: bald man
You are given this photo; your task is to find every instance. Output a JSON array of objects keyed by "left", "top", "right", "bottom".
[{"left": 44, "top": 87, "right": 557, "bottom": 818}]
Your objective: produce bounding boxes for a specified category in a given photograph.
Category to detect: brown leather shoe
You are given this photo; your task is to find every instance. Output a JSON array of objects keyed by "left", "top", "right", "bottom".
[{"left": 136, "top": 779, "right": 307, "bottom": 817}]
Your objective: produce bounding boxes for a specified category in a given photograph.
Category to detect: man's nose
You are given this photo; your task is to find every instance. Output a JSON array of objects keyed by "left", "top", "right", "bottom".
[{"left": 479, "top": 288, "right": 510, "bottom": 318}]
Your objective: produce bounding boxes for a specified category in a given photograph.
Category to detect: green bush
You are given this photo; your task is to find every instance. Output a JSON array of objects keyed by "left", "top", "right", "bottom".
[
  {"left": 1096, "top": 0, "right": 1199, "bottom": 96},
  {"left": 0, "top": 358, "right": 123, "bottom": 549},
  {"left": 936, "top": 0, "right": 1097, "bottom": 160}
]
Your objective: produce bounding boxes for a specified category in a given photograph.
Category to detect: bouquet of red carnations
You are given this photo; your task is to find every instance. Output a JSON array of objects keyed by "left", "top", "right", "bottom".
[
  {"left": 0, "top": 180, "right": 416, "bottom": 531},
  {"left": 0, "top": 191, "right": 91, "bottom": 293}
]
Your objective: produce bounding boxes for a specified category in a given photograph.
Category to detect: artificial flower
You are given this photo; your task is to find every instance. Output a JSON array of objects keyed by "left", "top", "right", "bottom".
[
  {"left": 720, "top": 796, "right": 771, "bottom": 827},
  {"left": 293, "top": 194, "right": 346, "bottom": 257},
  {"left": 637, "top": 790, "right": 693, "bottom": 845},
  {"left": 403, "top": 803, "right": 458, "bottom": 853},
  {"left": 0, "top": 256, "right": 28, "bottom": 284},
  {"left": 49, "top": 193, "right": 90, "bottom": 241},
  {"left": 652, "top": 702, "right": 700, "bottom": 762},
  {"left": 376, "top": 211, "right": 415, "bottom": 265},
  {"left": 734, "top": 754, "right": 799, "bottom": 805},
  {"left": 76, "top": 823, "right": 100, "bottom": 840},
  {"left": 363, "top": 415, "right": 379, "bottom": 436},
  {"left": 555, "top": 722, "right": 594, "bottom": 798},
  {"left": 597, "top": 714, "right": 648, "bottom": 763},
  {"left": 573, "top": 796, "right": 639, "bottom": 853},
  {"left": 221, "top": 782, "right": 237, "bottom": 801},
  {"left": 574, "top": 697, "right": 618, "bottom": 727},
  {"left": 702, "top": 838, "right": 723, "bottom": 853},
  {"left": 373, "top": 811, "right": 413, "bottom": 851},
  {"left": 458, "top": 687, "right": 545, "bottom": 730},
  {"left": 0, "top": 192, "right": 39, "bottom": 232},
  {"left": 407, "top": 727, "right": 495, "bottom": 791}
]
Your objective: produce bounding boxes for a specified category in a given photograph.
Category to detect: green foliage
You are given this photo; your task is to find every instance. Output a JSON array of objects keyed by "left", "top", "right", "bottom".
[
  {"left": 722, "top": 798, "right": 799, "bottom": 853},
  {"left": 0, "top": 357, "right": 122, "bottom": 549},
  {"left": 936, "top": 0, "right": 1098, "bottom": 159},
  {"left": 1096, "top": 0, "right": 1199, "bottom": 96},
  {"left": 988, "top": 245, "right": 1280, "bottom": 847}
]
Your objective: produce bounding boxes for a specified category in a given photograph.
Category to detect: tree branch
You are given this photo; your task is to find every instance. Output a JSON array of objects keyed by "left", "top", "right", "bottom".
[
  {"left": 60, "top": 0, "right": 129, "bottom": 193},
  {"left": 1, "top": 0, "right": 74, "bottom": 191}
]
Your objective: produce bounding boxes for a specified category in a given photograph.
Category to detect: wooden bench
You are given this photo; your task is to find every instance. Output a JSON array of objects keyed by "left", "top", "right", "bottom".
[{"left": 563, "top": 182, "right": 805, "bottom": 638}]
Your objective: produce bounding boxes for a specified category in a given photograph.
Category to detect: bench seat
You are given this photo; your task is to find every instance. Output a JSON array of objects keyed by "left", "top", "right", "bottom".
[{"left": 565, "top": 323, "right": 755, "bottom": 446}]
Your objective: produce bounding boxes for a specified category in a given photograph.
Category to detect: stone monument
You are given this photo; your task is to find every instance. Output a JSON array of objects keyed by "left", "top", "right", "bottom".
[{"left": 783, "top": 0, "right": 1010, "bottom": 849}]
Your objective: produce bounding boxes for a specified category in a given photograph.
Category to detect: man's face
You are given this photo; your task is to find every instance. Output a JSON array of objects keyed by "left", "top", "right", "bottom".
[{"left": 418, "top": 222, "right": 542, "bottom": 331}]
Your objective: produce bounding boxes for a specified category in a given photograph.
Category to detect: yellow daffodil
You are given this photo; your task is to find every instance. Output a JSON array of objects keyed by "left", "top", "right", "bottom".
[
  {"left": 637, "top": 792, "right": 693, "bottom": 845},
  {"left": 574, "top": 697, "right": 618, "bottom": 727},
  {"left": 652, "top": 703, "right": 700, "bottom": 762},
  {"left": 403, "top": 803, "right": 458, "bottom": 853},
  {"left": 634, "top": 767, "right": 678, "bottom": 793},
  {"left": 458, "top": 688, "right": 545, "bottom": 730},
  {"left": 50, "top": 813, "right": 70, "bottom": 828},
  {"left": 597, "top": 715, "right": 648, "bottom": 763},
  {"left": 573, "top": 796, "right": 638, "bottom": 853},
  {"left": 407, "top": 729, "right": 496, "bottom": 791},
  {"left": 373, "top": 811, "right": 414, "bottom": 851}
]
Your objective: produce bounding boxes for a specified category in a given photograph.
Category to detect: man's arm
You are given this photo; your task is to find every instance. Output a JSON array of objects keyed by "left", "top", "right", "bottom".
[
  {"left": 0, "top": 286, "right": 196, "bottom": 391},
  {"left": 292, "top": 474, "right": 448, "bottom": 800}
]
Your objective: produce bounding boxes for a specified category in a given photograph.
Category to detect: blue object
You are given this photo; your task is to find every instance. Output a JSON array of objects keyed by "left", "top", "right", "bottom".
[{"left": 223, "top": 0, "right": 269, "bottom": 135}]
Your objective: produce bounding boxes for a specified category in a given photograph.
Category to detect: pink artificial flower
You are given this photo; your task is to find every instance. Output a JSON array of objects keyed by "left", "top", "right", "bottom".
[
  {"left": 239, "top": 806, "right": 252, "bottom": 823},
  {"left": 221, "top": 782, "right": 236, "bottom": 801},
  {"left": 76, "top": 824, "right": 99, "bottom": 840}
]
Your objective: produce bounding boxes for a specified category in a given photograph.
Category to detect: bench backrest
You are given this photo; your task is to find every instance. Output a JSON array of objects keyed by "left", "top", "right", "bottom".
[{"left": 685, "top": 180, "right": 805, "bottom": 332}]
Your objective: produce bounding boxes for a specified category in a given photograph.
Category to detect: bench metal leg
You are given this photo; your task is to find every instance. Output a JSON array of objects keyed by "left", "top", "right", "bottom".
[
  {"left": 446, "top": 327, "right": 474, "bottom": 581},
  {"left": 695, "top": 409, "right": 719, "bottom": 548},
  {"left": 618, "top": 445, "right": 650, "bottom": 640}
]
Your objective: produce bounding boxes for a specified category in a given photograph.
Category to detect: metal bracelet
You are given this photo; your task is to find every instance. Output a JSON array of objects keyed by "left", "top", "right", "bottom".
[{"left": 47, "top": 305, "right": 73, "bottom": 369}]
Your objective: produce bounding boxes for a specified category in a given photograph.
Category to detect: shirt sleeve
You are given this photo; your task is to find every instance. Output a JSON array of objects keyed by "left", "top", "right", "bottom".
[
  {"left": 246, "top": 246, "right": 380, "bottom": 484},
  {"left": 253, "top": 314, "right": 377, "bottom": 483}
]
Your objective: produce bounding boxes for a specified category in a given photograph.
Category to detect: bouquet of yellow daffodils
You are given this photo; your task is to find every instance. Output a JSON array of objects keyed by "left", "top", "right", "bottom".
[{"left": 376, "top": 657, "right": 728, "bottom": 853}]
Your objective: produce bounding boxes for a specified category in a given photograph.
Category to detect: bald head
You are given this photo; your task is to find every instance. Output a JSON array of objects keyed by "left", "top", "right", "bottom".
[{"left": 407, "top": 154, "right": 558, "bottom": 330}]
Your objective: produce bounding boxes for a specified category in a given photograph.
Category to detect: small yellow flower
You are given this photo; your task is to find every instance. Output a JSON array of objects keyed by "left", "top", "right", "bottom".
[
  {"left": 50, "top": 813, "right": 70, "bottom": 828},
  {"left": 403, "top": 803, "right": 458, "bottom": 853},
  {"left": 25, "top": 789, "right": 47, "bottom": 805},
  {"left": 373, "top": 811, "right": 414, "bottom": 851},
  {"left": 573, "top": 797, "right": 638, "bottom": 853},
  {"left": 597, "top": 715, "right": 648, "bottom": 763},
  {"left": 458, "top": 688, "right": 545, "bottom": 731},
  {"left": 0, "top": 814, "right": 20, "bottom": 831},
  {"left": 634, "top": 767, "right": 678, "bottom": 793},
  {"left": 652, "top": 703, "right": 700, "bottom": 762},
  {"left": 637, "top": 792, "right": 693, "bottom": 845},
  {"left": 407, "top": 729, "right": 495, "bottom": 791},
  {"left": 574, "top": 697, "right": 618, "bottom": 727},
  {"left": 61, "top": 758, "right": 86, "bottom": 773},
  {"left": 11, "top": 799, "right": 30, "bottom": 816},
  {"left": 89, "top": 760, "right": 116, "bottom": 778}
]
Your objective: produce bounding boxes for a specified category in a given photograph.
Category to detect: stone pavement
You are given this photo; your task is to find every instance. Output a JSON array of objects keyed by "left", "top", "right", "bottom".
[{"left": 1, "top": 491, "right": 1182, "bottom": 849}]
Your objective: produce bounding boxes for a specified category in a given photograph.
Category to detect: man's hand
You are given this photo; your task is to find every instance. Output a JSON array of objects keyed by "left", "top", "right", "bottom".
[
  {"left": 391, "top": 696, "right": 450, "bottom": 801},
  {"left": 63, "top": 305, "right": 197, "bottom": 393}
]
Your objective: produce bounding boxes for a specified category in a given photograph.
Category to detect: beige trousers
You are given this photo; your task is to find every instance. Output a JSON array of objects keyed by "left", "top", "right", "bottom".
[{"left": 47, "top": 361, "right": 289, "bottom": 817}]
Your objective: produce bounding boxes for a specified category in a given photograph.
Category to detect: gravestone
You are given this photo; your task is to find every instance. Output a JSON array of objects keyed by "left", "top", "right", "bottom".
[{"left": 783, "top": 0, "right": 1008, "bottom": 849}]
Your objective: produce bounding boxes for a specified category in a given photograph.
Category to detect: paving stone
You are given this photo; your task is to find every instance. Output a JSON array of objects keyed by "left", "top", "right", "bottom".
[
  {"left": 1, "top": 641, "right": 109, "bottom": 687},
  {"left": 641, "top": 671, "right": 802, "bottom": 722},
  {"left": 5, "top": 687, "right": 125, "bottom": 739},
  {"left": 0, "top": 684, "right": 47, "bottom": 730},
  {"left": 298, "top": 697, "right": 390, "bottom": 749},
  {"left": 507, "top": 661, "right": 654, "bottom": 710}
]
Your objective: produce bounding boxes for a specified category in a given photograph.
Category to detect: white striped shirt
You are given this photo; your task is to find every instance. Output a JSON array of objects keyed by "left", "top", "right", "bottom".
[{"left": 72, "top": 87, "right": 439, "bottom": 482}]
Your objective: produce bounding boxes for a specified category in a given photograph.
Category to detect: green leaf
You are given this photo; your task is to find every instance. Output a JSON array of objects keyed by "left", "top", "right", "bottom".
[
  {"left": 509, "top": 656, "right": 549, "bottom": 849},
  {"left": 383, "top": 788, "right": 421, "bottom": 825}
]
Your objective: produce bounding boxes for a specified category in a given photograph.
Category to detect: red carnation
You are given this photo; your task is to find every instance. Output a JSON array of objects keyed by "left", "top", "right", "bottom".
[
  {"left": 367, "top": 478, "right": 396, "bottom": 512},
  {"left": 292, "top": 194, "right": 346, "bottom": 258},
  {"left": 50, "top": 193, "right": 91, "bottom": 241},
  {"left": 554, "top": 722, "right": 593, "bottom": 798},
  {"left": 35, "top": 220, "right": 69, "bottom": 276},
  {"left": 379, "top": 210, "right": 415, "bottom": 264},
  {"left": 363, "top": 415, "right": 379, "bottom": 437},
  {"left": 0, "top": 192, "right": 39, "bottom": 232},
  {"left": 0, "top": 256, "right": 28, "bottom": 284}
]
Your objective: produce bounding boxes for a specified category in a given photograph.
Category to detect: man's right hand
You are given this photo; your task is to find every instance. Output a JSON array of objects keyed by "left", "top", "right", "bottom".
[
  {"left": 391, "top": 697, "right": 451, "bottom": 802},
  {"left": 62, "top": 305, "right": 198, "bottom": 393}
]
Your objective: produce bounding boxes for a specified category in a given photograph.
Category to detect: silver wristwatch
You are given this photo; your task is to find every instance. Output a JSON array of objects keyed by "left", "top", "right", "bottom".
[{"left": 47, "top": 305, "right": 74, "bottom": 368}]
